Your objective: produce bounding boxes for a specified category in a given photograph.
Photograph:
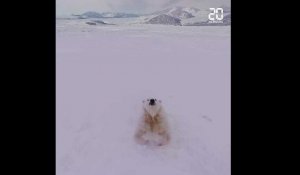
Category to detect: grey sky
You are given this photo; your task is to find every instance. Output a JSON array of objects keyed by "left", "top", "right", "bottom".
[{"left": 56, "top": 0, "right": 230, "bottom": 16}]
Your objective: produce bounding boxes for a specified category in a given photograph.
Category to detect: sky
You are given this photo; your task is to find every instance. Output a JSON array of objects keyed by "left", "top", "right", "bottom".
[{"left": 56, "top": 0, "right": 230, "bottom": 16}]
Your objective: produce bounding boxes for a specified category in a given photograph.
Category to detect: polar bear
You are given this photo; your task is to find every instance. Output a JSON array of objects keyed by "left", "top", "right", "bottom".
[{"left": 134, "top": 98, "right": 170, "bottom": 146}]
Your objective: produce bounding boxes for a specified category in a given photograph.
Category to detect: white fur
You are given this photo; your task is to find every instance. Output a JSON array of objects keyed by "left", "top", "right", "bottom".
[{"left": 135, "top": 98, "right": 170, "bottom": 146}]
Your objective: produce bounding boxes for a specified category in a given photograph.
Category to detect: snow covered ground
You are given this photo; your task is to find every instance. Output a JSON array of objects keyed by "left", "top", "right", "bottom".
[{"left": 56, "top": 19, "right": 230, "bottom": 175}]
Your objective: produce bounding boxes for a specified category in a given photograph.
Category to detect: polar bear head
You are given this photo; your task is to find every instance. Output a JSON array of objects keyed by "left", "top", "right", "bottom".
[{"left": 143, "top": 98, "right": 162, "bottom": 117}]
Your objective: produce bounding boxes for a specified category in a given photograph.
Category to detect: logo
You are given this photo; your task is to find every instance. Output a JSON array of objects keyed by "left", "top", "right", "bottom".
[{"left": 208, "top": 8, "right": 223, "bottom": 23}]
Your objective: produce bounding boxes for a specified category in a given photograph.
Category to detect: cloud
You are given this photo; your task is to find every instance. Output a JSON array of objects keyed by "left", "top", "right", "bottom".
[
  {"left": 56, "top": 0, "right": 230, "bottom": 16},
  {"left": 105, "top": 0, "right": 183, "bottom": 13}
]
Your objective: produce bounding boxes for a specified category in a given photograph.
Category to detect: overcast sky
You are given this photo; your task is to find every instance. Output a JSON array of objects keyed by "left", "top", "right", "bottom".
[{"left": 56, "top": 0, "right": 230, "bottom": 16}]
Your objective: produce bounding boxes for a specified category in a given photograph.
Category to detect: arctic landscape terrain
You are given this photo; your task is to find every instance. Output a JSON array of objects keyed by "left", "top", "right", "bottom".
[
  {"left": 56, "top": 6, "right": 230, "bottom": 175},
  {"left": 58, "top": 6, "right": 231, "bottom": 26}
]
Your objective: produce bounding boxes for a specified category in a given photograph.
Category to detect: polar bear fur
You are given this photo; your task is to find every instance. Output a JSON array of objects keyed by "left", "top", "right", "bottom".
[{"left": 134, "top": 98, "right": 170, "bottom": 146}]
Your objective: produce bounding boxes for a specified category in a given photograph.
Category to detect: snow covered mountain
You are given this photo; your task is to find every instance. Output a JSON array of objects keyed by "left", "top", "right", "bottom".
[
  {"left": 137, "top": 6, "right": 230, "bottom": 26},
  {"left": 145, "top": 14, "right": 182, "bottom": 26},
  {"left": 137, "top": 7, "right": 201, "bottom": 26},
  {"left": 150, "top": 7, "right": 200, "bottom": 19},
  {"left": 75, "top": 11, "right": 102, "bottom": 18}
]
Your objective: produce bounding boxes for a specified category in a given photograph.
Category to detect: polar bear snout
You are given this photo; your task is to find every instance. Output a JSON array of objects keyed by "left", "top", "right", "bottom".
[{"left": 149, "top": 99, "right": 156, "bottom": 106}]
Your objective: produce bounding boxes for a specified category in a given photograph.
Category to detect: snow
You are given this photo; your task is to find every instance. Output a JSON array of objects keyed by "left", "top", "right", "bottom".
[{"left": 56, "top": 19, "right": 230, "bottom": 175}]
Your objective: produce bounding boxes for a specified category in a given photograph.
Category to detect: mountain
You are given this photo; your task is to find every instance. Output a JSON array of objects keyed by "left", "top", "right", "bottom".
[
  {"left": 150, "top": 7, "right": 201, "bottom": 19},
  {"left": 138, "top": 7, "right": 202, "bottom": 26},
  {"left": 145, "top": 14, "right": 182, "bottom": 26},
  {"left": 80, "top": 11, "right": 103, "bottom": 18},
  {"left": 222, "top": 13, "right": 231, "bottom": 24}
]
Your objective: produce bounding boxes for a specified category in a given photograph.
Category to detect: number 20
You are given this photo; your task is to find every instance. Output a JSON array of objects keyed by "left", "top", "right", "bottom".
[{"left": 208, "top": 8, "right": 224, "bottom": 21}]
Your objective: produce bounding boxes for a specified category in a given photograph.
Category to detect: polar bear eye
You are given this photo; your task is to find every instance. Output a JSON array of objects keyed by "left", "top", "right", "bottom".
[{"left": 147, "top": 99, "right": 149, "bottom": 101}]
